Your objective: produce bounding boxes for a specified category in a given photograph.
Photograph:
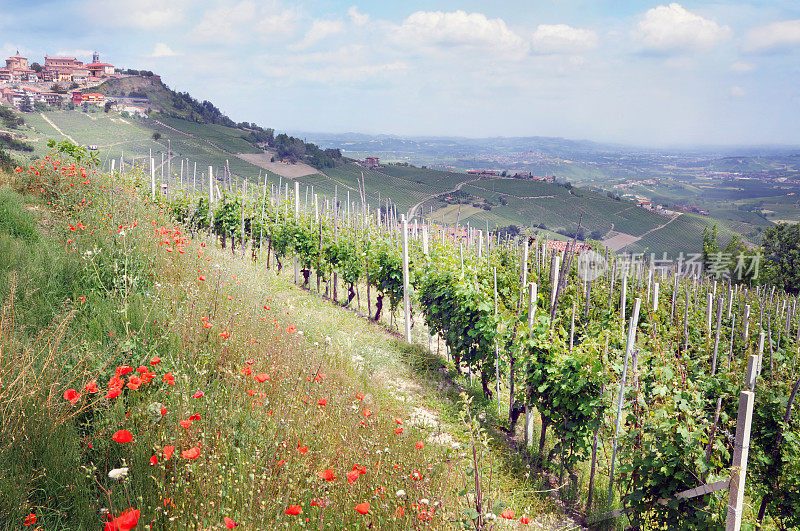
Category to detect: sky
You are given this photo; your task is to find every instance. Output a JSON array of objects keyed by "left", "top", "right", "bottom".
[{"left": 1, "top": 0, "right": 799, "bottom": 146}]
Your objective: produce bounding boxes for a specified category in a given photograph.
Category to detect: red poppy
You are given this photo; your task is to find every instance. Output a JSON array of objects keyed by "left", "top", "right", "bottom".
[
  {"left": 394, "top": 427, "right": 404, "bottom": 435},
  {"left": 150, "top": 455, "right": 158, "bottom": 466},
  {"left": 241, "top": 367, "right": 252, "bottom": 375},
  {"left": 395, "top": 506, "right": 404, "bottom": 518},
  {"left": 103, "top": 507, "right": 139, "bottom": 531},
  {"left": 85, "top": 381, "right": 99, "bottom": 393},
  {"left": 106, "top": 387, "right": 122, "bottom": 399},
  {"left": 298, "top": 445, "right": 309, "bottom": 454},
  {"left": 64, "top": 388, "right": 81, "bottom": 405},
  {"left": 163, "top": 373, "right": 175, "bottom": 385},
  {"left": 394, "top": 417, "right": 403, "bottom": 425},
  {"left": 150, "top": 356, "right": 161, "bottom": 365},
  {"left": 311, "top": 498, "right": 327, "bottom": 507},
  {"left": 363, "top": 409, "right": 372, "bottom": 417},
  {"left": 500, "top": 509, "right": 515, "bottom": 519},
  {"left": 317, "top": 398, "right": 327, "bottom": 406},
  {"left": 346, "top": 469, "right": 360, "bottom": 484},
  {"left": 160, "top": 406, "right": 167, "bottom": 415},
  {"left": 318, "top": 469, "right": 336, "bottom": 481},
  {"left": 354, "top": 502, "right": 370, "bottom": 515},
  {"left": 115, "top": 366, "right": 133, "bottom": 377},
  {"left": 23, "top": 513, "right": 37, "bottom": 526},
  {"left": 355, "top": 392, "right": 364, "bottom": 401},
  {"left": 80, "top": 296, "right": 86, "bottom": 303},
  {"left": 410, "top": 471, "right": 422, "bottom": 481},
  {"left": 224, "top": 516, "right": 237, "bottom": 528},
  {"left": 219, "top": 331, "right": 230, "bottom": 340},
  {"left": 112, "top": 430, "right": 133, "bottom": 443},
  {"left": 520, "top": 515, "right": 531, "bottom": 524},
  {"left": 415, "top": 441, "right": 424, "bottom": 449},
  {"left": 285, "top": 505, "right": 302, "bottom": 516},
  {"left": 199, "top": 276, "right": 206, "bottom": 281},
  {"left": 163, "top": 445, "right": 175, "bottom": 460},
  {"left": 191, "top": 391, "right": 204, "bottom": 398},
  {"left": 254, "top": 374, "right": 269, "bottom": 383},
  {"left": 189, "top": 413, "right": 201, "bottom": 421},
  {"left": 179, "top": 419, "right": 192, "bottom": 429},
  {"left": 181, "top": 446, "right": 201, "bottom": 459}
]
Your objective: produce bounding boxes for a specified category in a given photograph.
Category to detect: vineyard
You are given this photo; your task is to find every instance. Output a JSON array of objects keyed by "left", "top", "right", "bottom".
[
  {"left": 159, "top": 160, "right": 800, "bottom": 529},
  {"left": 2, "top": 142, "right": 798, "bottom": 529}
]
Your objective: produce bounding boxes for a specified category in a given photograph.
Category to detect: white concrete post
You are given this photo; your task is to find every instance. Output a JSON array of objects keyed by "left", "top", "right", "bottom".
[
  {"left": 401, "top": 215, "right": 412, "bottom": 343},
  {"left": 528, "top": 282, "right": 538, "bottom": 328},
  {"left": 726, "top": 357, "right": 756, "bottom": 531},
  {"left": 208, "top": 166, "right": 213, "bottom": 205},
  {"left": 608, "top": 298, "right": 641, "bottom": 508},
  {"left": 150, "top": 157, "right": 156, "bottom": 200}
]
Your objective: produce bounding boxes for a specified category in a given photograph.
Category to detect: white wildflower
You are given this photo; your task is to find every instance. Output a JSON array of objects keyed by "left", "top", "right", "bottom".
[
  {"left": 396, "top": 490, "right": 406, "bottom": 498},
  {"left": 108, "top": 467, "right": 129, "bottom": 480}
]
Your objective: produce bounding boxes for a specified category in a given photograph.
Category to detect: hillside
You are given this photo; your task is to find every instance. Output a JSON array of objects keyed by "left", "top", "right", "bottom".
[
  {"left": 2, "top": 77, "right": 765, "bottom": 255},
  {"left": 0, "top": 158, "right": 563, "bottom": 528}
]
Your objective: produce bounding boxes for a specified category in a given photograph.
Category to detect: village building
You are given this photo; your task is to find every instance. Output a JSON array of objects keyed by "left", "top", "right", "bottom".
[
  {"left": 0, "top": 51, "right": 38, "bottom": 82},
  {"left": 364, "top": 156, "right": 380, "bottom": 168},
  {"left": 72, "top": 91, "right": 105, "bottom": 104}
]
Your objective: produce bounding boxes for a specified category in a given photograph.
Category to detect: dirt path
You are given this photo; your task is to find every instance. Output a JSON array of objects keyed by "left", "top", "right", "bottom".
[
  {"left": 236, "top": 152, "right": 318, "bottom": 179},
  {"left": 602, "top": 213, "right": 680, "bottom": 251},
  {"left": 407, "top": 177, "right": 482, "bottom": 219},
  {"left": 39, "top": 112, "right": 77, "bottom": 144}
]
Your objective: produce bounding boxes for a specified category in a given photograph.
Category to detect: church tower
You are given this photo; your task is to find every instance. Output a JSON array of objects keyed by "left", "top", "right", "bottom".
[{"left": 92, "top": 51, "right": 100, "bottom": 64}]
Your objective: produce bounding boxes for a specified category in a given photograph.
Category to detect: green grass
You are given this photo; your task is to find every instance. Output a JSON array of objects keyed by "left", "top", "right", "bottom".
[{"left": 0, "top": 161, "right": 559, "bottom": 529}]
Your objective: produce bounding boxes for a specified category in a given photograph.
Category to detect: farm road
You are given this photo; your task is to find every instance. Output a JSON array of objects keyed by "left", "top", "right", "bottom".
[{"left": 39, "top": 112, "right": 77, "bottom": 144}]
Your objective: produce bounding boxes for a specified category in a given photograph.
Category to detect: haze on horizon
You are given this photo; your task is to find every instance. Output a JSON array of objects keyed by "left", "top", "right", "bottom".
[{"left": 1, "top": 0, "right": 799, "bottom": 147}]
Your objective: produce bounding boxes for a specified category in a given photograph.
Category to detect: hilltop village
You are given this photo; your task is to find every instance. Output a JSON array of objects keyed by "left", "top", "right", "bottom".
[{"left": 0, "top": 51, "right": 148, "bottom": 115}]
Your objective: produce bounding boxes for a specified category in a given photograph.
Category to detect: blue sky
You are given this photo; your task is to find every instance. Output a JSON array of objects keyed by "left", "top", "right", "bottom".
[{"left": 1, "top": 0, "right": 799, "bottom": 146}]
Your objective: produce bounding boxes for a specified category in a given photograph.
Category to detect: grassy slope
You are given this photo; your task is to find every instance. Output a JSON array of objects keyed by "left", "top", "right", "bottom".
[{"left": 0, "top": 164, "right": 559, "bottom": 528}]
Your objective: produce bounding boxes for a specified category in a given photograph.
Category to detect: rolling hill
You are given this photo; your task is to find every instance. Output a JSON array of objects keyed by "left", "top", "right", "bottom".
[{"left": 1, "top": 75, "right": 765, "bottom": 255}]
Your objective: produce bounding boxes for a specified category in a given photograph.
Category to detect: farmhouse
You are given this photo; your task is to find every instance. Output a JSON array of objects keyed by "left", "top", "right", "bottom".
[
  {"left": 364, "top": 156, "right": 380, "bottom": 168},
  {"left": 116, "top": 103, "right": 147, "bottom": 117}
]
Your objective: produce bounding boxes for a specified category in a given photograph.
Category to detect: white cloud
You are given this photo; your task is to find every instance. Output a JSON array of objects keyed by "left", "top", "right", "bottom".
[
  {"left": 55, "top": 49, "right": 94, "bottom": 59},
  {"left": 261, "top": 61, "right": 407, "bottom": 84},
  {"left": 394, "top": 10, "right": 528, "bottom": 59},
  {"left": 730, "top": 61, "right": 754, "bottom": 72},
  {"left": 743, "top": 19, "right": 800, "bottom": 53},
  {"left": 730, "top": 86, "right": 746, "bottom": 97},
  {"left": 150, "top": 43, "right": 180, "bottom": 57},
  {"left": 195, "top": 1, "right": 297, "bottom": 42},
  {"left": 530, "top": 24, "right": 598, "bottom": 54},
  {"left": 348, "top": 6, "right": 370, "bottom": 27},
  {"left": 85, "top": 0, "right": 187, "bottom": 29},
  {"left": 632, "top": 3, "right": 732, "bottom": 53},
  {"left": 290, "top": 19, "right": 345, "bottom": 49},
  {"left": 257, "top": 9, "right": 298, "bottom": 35}
]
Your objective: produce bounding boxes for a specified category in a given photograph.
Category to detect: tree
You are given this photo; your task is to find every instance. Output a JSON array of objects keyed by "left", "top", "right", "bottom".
[
  {"left": 20, "top": 95, "right": 33, "bottom": 113},
  {"left": 30, "top": 62, "right": 43, "bottom": 73},
  {"left": 761, "top": 222, "right": 800, "bottom": 294},
  {"left": 104, "top": 101, "right": 113, "bottom": 113},
  {"left": 152, "top": 132, "right": 161, "bottom": 141},
  {"left": 50, "top": 83, "right": 66, "bottom": 94}
]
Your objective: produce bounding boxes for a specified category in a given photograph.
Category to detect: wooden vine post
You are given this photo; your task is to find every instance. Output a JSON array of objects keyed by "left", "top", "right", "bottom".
[{"left": 401, "top": 215, "right": 412, "bottom": 343}]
